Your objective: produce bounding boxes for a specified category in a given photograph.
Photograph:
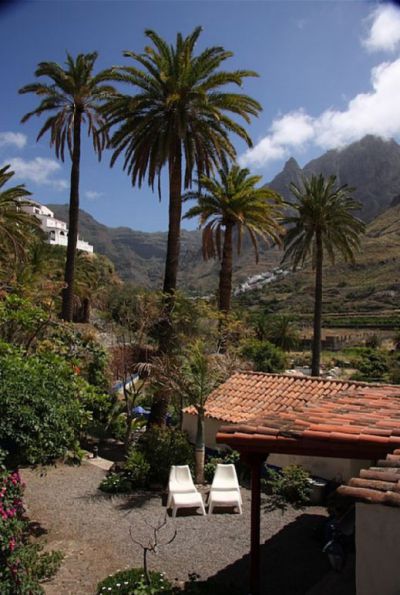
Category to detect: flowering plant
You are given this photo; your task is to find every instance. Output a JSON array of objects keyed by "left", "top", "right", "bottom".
[{"left": 0, "top": 460, "right": 62, "bottom": 593}]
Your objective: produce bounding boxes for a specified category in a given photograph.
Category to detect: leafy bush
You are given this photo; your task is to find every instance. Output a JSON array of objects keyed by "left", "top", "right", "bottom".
[
  {"left": 137, "top": 427, "right": 194, "bottom": 485},
  {"left": 99, "top": 473, "right": 133, "bottom": 494},
  {"left": 125, "top": 449, "right": 151, "bottom": 488},
  {"left": 350, "top": 349, "right": 389, "bottom": 382},
  {"left": 0, "top": 459, "right": 62, "bottom": 593},
  {"left": 262, "top": 465, "right": 312, "bottom": 512},
  {"left": 0, "top": 349, "right": 90, "bottom": 465},
  {"left": 97, "top": 568, "right": 172, "bottom": 594},
  {"left": 0, "top": 295, "right": 49, "bottom": 351},
  {"left": 241, "top": 338, "right": 287, "bottom": 373}
]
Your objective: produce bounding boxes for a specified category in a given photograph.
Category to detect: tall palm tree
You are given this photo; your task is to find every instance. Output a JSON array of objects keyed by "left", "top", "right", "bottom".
[
  {"left": 184, "top": 163, "right": 283, "bottom": 313},
  {"left": 105, "top": 27, "right": 261, "bottom": 303},
  {"left": 0, "top": 165, "right": 41, "bottom": 279},
  {"left": 283, "top": 174, "right": 365, "bottom": 376},
  {"left": 19, "top": 53, "right": 116, "bottom": 321}
]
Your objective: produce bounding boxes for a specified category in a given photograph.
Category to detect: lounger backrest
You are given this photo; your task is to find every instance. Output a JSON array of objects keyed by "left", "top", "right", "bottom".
[
  {"left": 212, "top": 464, "right": 240, "bottom": 490},
  {"left": 173, "top": 465, "right": 194, "bottom": 487}
]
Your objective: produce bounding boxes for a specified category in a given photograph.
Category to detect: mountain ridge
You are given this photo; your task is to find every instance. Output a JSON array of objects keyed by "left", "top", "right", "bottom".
[{"left": 48, "top": 134, "right": 400, "bottom": 290}]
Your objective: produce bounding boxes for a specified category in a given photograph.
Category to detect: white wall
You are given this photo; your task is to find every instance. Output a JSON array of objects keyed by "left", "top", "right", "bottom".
[
  {"left": 268, "top": 453, "right": 373, "bottom": 482},
  {"left": 182, "top": 413, "right": 224, "bottom": 450},
  {"left": 182, "top": 413, "right": 372, "bottom": 481},
  {"left": 356, "top": 503, "right": 400, "bottom": 595}
]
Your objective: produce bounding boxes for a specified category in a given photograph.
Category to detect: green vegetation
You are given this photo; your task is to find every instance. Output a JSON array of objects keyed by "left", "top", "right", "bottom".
[
  {"left": 241, "top": 338, "right": 287, "bottom": 373},
  {"left": 262, "top": 465, "right": 312, "bottom": 512},
  {"left": 96, "top": 568, "right": 172, "bottom": 595}
]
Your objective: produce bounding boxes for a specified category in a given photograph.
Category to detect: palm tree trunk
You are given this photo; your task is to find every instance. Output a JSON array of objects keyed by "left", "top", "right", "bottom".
[
  {"left": 218, "top": 223, "right": 234, "bottom": 312},
  {"left": 195, "top": 406, "right": 205, "bottom": 484},
  {"left": 148, "top": 143, "right": 182, "bottom": 427},
  {"left": 61, "top": 109, "right": 82, "bottom": 322},
  {"left": 163, "top": 143, "right": 182, "bottom": 297},
  {"left": 311, "top": 231, "right": 323, "bottom": 376}
]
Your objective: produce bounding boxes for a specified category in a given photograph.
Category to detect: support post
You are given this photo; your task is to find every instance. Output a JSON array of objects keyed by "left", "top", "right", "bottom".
[{"left": 247, "top": 453, "right": 266, "bottom": 595}]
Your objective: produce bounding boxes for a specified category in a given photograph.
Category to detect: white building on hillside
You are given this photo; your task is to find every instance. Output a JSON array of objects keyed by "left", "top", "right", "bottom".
[{"left": 23, "top": 201, "right": 94, "bottom": 253}]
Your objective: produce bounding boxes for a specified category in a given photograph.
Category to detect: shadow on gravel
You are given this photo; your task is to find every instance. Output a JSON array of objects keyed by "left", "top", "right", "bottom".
[
  {"left": 116, "top": 490, "right": 161, "bottom": 511},
  {"left": 28, "top": 520, "right": 48, "bottom": 538},
  {"left": 201, "top": 513, "right": 355, "bottom": 595}
]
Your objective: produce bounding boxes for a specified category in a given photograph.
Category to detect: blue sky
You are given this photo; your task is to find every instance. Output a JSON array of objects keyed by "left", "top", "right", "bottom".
[{"left": 1, "top": 0, "right": 400, "bottom": 231}]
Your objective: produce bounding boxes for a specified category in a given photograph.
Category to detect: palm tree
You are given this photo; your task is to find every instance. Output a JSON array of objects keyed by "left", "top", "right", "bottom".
[
  {"left": 184, "top": 163, "right": 283, "bottom": 314},
  {"left": 19, "top": 53, "right": 116, "bottom": 321},
  {"left": 283, "top": 174, "right": 365, "bottom": 376},
  {"left": 105, "top": 27, "right": 261, "bottom": 303},
  {"left": 0, "top": 165, "right": 41, "bottom": 279}
]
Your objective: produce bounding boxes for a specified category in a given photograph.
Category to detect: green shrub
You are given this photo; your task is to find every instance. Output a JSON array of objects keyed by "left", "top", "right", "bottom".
[
  {"left": 0, "top": 295, "right": 49, "bottom": 351},
  {"left": 99, "top": 473, "right": 133, "bottom": 494},
  {"left": 241, "top": 338, "right": 287, "bottom": 373},
  {"left": 96, "top": 568, "right": 172, "bottom": 594},
  {"left": 0, "top": 350, "right": 89, "bottom": 465},
  {"left": 125, "top": 449, "right": 151, "bottom": 488},
  {"left": 351, "top": 349, "right": 389, "bottom": 382},
  {"left": 262, "top": 465, "right": 312, "bottom": 512},
  {"left": 137, "top": 427, "right": 194, "bottom": 485}
]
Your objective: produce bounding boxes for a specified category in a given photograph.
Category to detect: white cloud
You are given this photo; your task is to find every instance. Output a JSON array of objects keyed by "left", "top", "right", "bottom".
[
  {"left": 0, "top": 132, "right": 27, "bottom": 150},
  {"left": 363, "top": 4, "right": 400, "bottom": 53},
  {"left": 240, "top": 57, "right": 400, "bottom": 168},
  {"left": 3, "top": 157, "right": 68, "bottom": 191},
  {"left": 85, "top": 190, "right": 103, "bottom": 200}
]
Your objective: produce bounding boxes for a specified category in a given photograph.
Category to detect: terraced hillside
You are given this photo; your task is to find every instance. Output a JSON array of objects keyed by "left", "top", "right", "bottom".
[{"left": 241, "top": 204, "right": 400, "bottom": 327}]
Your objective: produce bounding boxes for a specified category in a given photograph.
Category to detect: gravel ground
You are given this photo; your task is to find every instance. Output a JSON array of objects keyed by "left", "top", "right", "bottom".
[{"left": 22, "top": 462, "right": 355, "bottom": 595}]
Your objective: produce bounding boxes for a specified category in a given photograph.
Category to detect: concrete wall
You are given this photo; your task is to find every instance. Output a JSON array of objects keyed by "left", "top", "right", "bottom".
[
  {"left": 356, "top": 503, "right": 400, "bottom": 595},
  {"left": 268, "top": 453, "right": 373, "bottom": 482},
  {"left": 182, "top": 413, "right": 224, "bottom": 450},
  {"left": 182, "top": 413, "right": 372, "bottom": 481}
]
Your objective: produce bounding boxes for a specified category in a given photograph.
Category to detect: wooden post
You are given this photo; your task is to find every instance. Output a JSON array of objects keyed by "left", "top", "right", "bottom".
[{"left": 249, "top": 454, "right": 265, "bottom": 595}]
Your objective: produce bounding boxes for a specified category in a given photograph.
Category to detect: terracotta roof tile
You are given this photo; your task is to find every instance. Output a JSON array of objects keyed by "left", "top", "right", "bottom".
[
  {"left": 338, "top": 452, "right": 400, "bottom": 507},
  {"left": 184, "top": 371, "right": 371, "bottom": 423},
  {"left": 212, "top": 373, "right": 400, "bottom": 461}
]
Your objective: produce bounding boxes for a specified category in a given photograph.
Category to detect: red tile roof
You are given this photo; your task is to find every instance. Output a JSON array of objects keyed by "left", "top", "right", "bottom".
[
  {"left": 185, "top": 372, "right": 367, "bottom": 423},
  {"left": 337, "top": 450, "right": 400, "bottom": 507},
  {"left": 216, "top": 380, "right": 400, "bottom": 460}
]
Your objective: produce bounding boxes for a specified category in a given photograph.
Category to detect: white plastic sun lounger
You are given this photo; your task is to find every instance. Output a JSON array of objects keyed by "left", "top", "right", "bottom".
[
  {"left": 208, "top": 463, "right": 243, "bottom": 514},
  {"left": 167, "top": 465, "right": 206, "bottom": 517}
]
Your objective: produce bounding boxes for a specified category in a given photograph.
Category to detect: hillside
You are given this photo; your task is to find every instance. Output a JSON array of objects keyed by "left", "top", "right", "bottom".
[
  {"left": 48, "top": 135, "right": 400, "bottom": 294},
  {"left": 48, "top": 205, "right": 281, "bottom": 293},
  {"left": 241, "top": 203, "right": 400, "bottom": 323}
]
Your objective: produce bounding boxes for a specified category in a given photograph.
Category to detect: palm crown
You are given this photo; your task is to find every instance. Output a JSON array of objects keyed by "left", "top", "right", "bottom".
[
  {"left": 105, "top": 27, "right": 261, "bottom": 191},
  {"left": 283, "top": 174, "right": 365, "bottom": 268},
  {"left": 184, "top": 163, "right": 283, "bottom": 262},
  {"left": 0, "top": 165, "right": 41, "bottom": 270},
  {"left": 19, "top": 52, "right": 115, "bottom": 161},
  {"left": 283, "top": 174, "right": 365, "bottom": 376}
]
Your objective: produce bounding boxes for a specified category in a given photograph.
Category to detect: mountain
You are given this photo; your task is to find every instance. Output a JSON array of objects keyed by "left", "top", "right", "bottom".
[
  {"left": 269, "top": 135, "right": 400, "bottom": 221},
  {"left": 48, "top": 135, "right": 400, "bottom": 291},
  {"left": 48, "top": 204, "right": 281, "bottom": 292}
]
